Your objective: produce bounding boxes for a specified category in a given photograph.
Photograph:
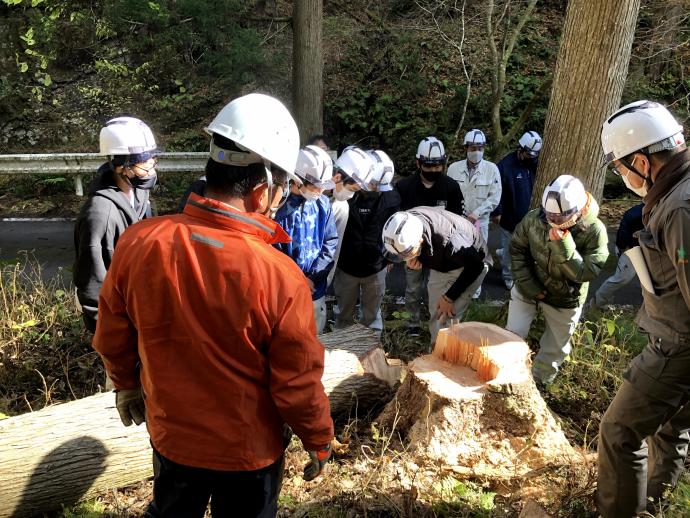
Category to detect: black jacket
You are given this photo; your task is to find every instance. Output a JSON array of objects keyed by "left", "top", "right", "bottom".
[
  {"left": 73, "top": 164, "right": 152, "bottom": 332},
  {"left": 395, "top": 172, "right": 464, "bottom": 215},
  {"left": 337, "top": 190, "right": 401, "bottom": 277},
  {"left": 616, "top": 203, "right": 643, "bottom": 252},
  {"left": 409, "top": 206, "right": 487, "bottom": 300}
]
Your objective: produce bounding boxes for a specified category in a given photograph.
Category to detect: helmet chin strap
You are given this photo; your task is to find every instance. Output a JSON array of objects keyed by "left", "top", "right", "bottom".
[{"left": 620, "top": 155, "right": 652, "bottom": 188}]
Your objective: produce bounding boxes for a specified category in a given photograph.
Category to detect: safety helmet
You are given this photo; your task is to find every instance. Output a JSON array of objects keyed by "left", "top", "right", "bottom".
[
  {"left": 518, "top": 131, "right": 542, "bottom": 157},
  {"left": 367, "top": 149, "right": 395, "bottom": 192},
  {"left": 541, "top": 175, "right": 588, "bottom": 229},
  {"left": 334, "top": 146, "right": 376, "bottom": 189},
  {"left": 382, "top": 211, "right": 425, "bottom": 261},
  {"left": 463, "top": 129, "right": 487, "bottom": 147},
  {"left": 416, "top": 136, "right": 446, "bottom": 165},
  {"left": 99, "top": 117, "right": 158, "bottom": 160},
  {"left": 601, "top": 100, "right": 685, "bottom": 165},
  {"left": 295, "top": 145, "right": 334, "bottom": 189},
  {"left": 204, "top": 93, "right": 301, "bottom": 183}
]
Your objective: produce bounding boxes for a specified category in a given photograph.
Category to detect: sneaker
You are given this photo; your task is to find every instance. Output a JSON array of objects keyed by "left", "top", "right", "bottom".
[
  {"left": 504, "top": 279, "right": 514, "bottom": 290},
  {"left": 394, "top": 296, "right": 406, "bottom": 305},
  {"left": 406, "top": 326, "right": 422, "bottom": 337}
]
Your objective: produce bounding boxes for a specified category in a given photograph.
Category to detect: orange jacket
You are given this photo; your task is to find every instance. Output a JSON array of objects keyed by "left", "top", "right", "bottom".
[{"left": 93, "top": 193, "right": 334, "bottom": 471}]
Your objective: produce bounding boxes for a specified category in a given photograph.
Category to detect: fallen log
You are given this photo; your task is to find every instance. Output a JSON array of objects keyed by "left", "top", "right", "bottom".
[
  {"left": 377, "top": 321, "right": 576, "bottom": 480},
  {"left": 0, "top": 324, "right": 400, "bottom": 518}
]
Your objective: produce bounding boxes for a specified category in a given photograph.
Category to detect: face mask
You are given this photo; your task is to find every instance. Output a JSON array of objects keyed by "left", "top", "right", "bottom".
[
  {"left": 621, "top": 157, "right": 649, "bottom": 198},
  {"left": 467, "top": 150, "right": 484, "bottom": 164},
  {"left": 421, "top": 170, "right": 442, "bottom": 183},
  {"left": 128, "top": 172, "right": 157, "bottom": 190},
  {"left": 300, "top": 187, "right": 321, "bottom": 201},
  {"left": 334, "top": 186, "right": 356, "bottom": 201}
]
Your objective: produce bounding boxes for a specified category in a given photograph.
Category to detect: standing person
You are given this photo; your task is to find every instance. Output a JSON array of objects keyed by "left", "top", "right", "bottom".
[
  {"left": 92, "top": 93, "right": 334, "bottom": 518},
  {"left": 382, "top": 206, "right": 489, "bottom": 346},
  {"left": 274, "top": 145, "right": 338, "bottom": 334},
  {"left": 74, "top": 116, "right": 159, "bottom": 334},
  {"left": 492, "top": 131, "right": 542, "bottom": 290},
  {"left": 447, "top": 129, "right": 501, "bottom": 298},
  {"left": 447, "top": 129, "right": 502, "bottom": 245},
  {"left": 507, "top": 175, "right": 608, "bottom": 384},
  {"left": 395, "top": 136, "right": 464, "bottom": 335},
  {"left": 597, "top": 100, "right": 689, "bottom": 518},
  {"left": 334, "top": 146, "right": 400, "bottom": 332},
  {"left": 589, "top": 202, "right": 643, "bottom": 310}
]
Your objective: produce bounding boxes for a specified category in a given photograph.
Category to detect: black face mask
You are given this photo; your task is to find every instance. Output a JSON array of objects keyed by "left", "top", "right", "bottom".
[
  {"left": 129, "top": 172, "right": 158, "bottom": 190},
  {"left": 421, "top": 170, "right": 442, "bottom": 183}
]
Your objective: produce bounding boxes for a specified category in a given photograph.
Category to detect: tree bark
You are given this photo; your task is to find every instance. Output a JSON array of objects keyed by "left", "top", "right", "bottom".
[
  {"left": 0, "top": 325, "right": 400, "bottom": 518},
  {"left": 292, "top": 0, "right": 324, "bottom": 143},
  {"left": 531, "top": 0, "right": 641, "bottom": 206},
  {"left": 377, "top": 322, "right": 576, "bottom": 479}
]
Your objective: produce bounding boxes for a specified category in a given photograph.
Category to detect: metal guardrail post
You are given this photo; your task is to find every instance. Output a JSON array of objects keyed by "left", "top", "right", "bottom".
[{"left": 0, "top": 153, "right": 208, "bottom": 196}]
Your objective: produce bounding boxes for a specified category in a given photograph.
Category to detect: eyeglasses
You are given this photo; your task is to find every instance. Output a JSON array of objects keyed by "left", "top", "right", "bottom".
[{"left": 131, "top": 159, "right": 158, "bottom": 175}]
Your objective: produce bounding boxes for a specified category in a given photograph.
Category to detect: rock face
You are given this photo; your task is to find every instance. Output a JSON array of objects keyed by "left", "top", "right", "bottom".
[{"left": 377, "top": 322, "right": 576, "bottom": 479}]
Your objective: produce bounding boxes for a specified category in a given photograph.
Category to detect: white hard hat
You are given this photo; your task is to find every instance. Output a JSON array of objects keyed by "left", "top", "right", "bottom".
[
  {"left": 463, "top": 129, "right": 487, "bottom": 146},
  {"left": 416, "top": 136, "right": 446, "bottom": 164},
  {"left": 335, "top": 146, "right": 375, "bottom": 189},
  {"left": 542, "top": 175, "right": 588, "bottom": 227},
  {"left": 518, "top": 131, "right": 542, "bottom": 157},
  {"left": 295, "top": 145, "right": 334, "bottom": 189},
  {"left": 382, "top": 211, "right": 424, "bottom": 259},
  {"left": 601, "top": 100, "right": 685, "bottom": 165},
  {"left": 205, "top": 93, "right": 301, "bottom": 183},
  {"left": 367, "top": 149, "right": 395, "bottom": 192},
  {"left": 100, "top": 117, "right": 158, "bottom": 157}
]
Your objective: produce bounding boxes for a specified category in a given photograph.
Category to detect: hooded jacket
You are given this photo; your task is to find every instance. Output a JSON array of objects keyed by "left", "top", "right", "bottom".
[
  {"left": 274, "top": 193, "right": 338, "bottom": 300},
  {"left": 409, "top": 206, "right": 488, "bottom": 300},
  {"left": 337, "top": 190, "right": 401, "bottom": 278},
  {"left": 93, "top": 193, "right": 334, "bottom": 471},
  {"left": 73, "top": 163, "right": 152, "bottom": 332},
  {"left": 510, "top": 195, "right": 609, "bottom": 308}
]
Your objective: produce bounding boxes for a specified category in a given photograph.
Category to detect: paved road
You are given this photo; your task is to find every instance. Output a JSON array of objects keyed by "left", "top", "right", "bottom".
[{"left": 0, "top": 220, "right": 642, "bottom": 306}]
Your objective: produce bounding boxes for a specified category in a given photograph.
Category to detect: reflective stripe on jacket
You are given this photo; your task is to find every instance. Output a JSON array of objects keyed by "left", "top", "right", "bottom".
[{"left": 93, "top": 193, "right": 334, "bottom": 471}]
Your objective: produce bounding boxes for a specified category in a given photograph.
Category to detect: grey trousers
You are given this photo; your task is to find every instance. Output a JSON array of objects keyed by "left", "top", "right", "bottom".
[
  {"left": 594, "top": 252, "right": 637, "bottom": 307},
  {"left": 506, "top": 286, "right": 583, "bottom": 384},
  {"left": 428, "top": 264, "right": 488, "bottom": 344},
  {"left": 498, "top": 227, "right": 513, "bottom": 283},
  {"left": 404, "top": 266, "right": 430, "bottom": 328},
  {"left": 598, "top": 337, "right": 690, "bottom": 517},
  {"left": 313, "top": 296, "right": 327, "bottom": 335},
  {"left": 333, "top": 268, "right": 386, "bottom": 331}
]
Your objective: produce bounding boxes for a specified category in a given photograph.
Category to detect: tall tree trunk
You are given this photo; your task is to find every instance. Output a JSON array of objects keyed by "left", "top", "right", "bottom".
[
  {"left": 531, "top": 0, "right": 641, "bottom": 206},
  {"left": 292, "top": 0, "right": 323, "bottom": 144},
  {"left": 645, "top": 2, "right": 684, "bottom": 81}
]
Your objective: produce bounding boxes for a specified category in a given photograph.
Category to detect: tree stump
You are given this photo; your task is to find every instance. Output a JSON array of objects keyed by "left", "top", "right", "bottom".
[
  {"left": 0, "top": 324, "right": 400, "bottom": 518},
  {"left": 377, "top": 322, "right": 576, "bottom": 479}
]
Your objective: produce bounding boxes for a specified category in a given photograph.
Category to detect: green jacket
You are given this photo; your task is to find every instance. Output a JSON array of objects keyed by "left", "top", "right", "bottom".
[{"left": 510, "top": 196, "right": 609, "bottom": 308}]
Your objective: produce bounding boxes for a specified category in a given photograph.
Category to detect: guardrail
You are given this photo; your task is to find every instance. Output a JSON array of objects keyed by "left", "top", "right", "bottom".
[{"left": 0, "top": 153, "right": 208, "bottom": 195}]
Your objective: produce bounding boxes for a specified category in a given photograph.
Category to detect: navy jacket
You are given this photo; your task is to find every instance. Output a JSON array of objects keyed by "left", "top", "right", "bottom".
[
  {"left": 493, "top": 150, "right": 537, "bottom": 232},
  {"left": 616, "top": 203, "right": 644, "bottom": 252}
]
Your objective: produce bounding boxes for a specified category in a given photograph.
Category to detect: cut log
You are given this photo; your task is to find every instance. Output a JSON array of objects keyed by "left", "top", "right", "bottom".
[
  {"left": 377, "top": 322, "right": 576, "bottom": 479},
  {"left": 0, "top": 324, "right": 400, "bottom": 518}
]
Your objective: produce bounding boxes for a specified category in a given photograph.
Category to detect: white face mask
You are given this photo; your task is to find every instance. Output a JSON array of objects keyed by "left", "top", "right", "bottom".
[
  {"left": 621, "top": 157, "right": 649, "bottom": 198},
  {"left": 300, "top": 188, "right": 321, "bottom": 201},
  {"left": 333, "top": 186, "right": 355, "bottom": 201},
  {"left": 467, "top": 150, "right": 484, "bottom": 164}
]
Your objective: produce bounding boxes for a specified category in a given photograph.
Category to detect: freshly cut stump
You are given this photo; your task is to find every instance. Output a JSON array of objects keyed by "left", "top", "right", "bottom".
[
  {"left": 0, "top": 324, "right": 400, "bottom": 518},
  {"left": 377, "top": 322, "right": 575, "bottom": 479}
]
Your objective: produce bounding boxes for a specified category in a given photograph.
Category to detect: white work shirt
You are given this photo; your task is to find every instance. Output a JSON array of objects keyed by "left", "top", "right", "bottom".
[{"left": 447, "top": 159, "right": 502, "bottom": 219}]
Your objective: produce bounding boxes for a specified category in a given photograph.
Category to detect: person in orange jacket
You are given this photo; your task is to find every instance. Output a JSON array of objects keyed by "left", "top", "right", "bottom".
[{"left": 93, "top": 93, "right": 334, "bottom": 518}]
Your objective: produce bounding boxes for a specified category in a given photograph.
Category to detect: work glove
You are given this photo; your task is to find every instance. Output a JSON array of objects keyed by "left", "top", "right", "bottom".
[
  {"left": 115, "top": 388, "right": 146, "bottom": 426},
  {"left": 303, "top": 443, "right": 332, "bottom": 481}
]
